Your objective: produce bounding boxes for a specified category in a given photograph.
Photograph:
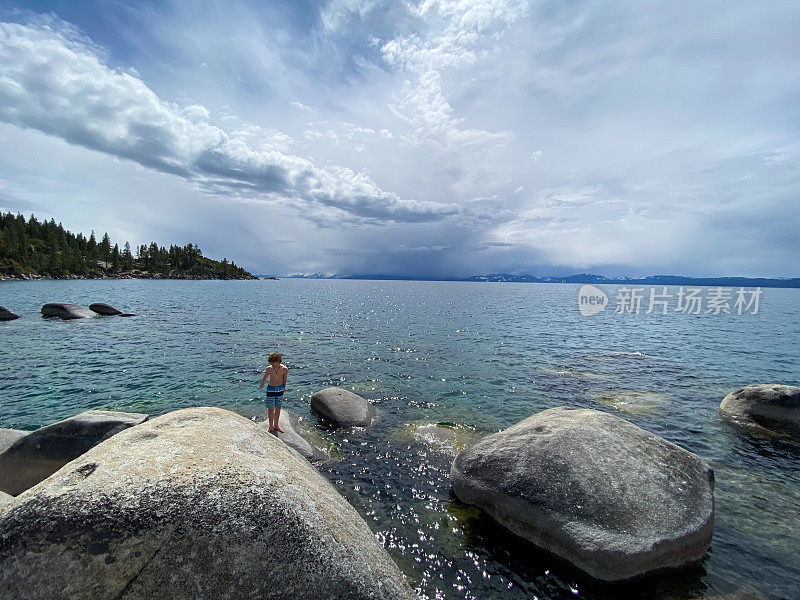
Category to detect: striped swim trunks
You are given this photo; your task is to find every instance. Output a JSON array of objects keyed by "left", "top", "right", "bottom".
[{"left": 265, "top": 384, "right": 284, "bottom": 408}]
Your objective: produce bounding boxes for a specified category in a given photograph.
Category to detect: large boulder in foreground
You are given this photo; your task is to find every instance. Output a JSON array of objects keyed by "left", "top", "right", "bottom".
[
  {"left": 262, "top": 410, "right": 329, "bottom": 463},
  {"left": 0, "top": 306, "right": 20, "bottom": 321},
  {"left": 311, "top": 387, "right": 376, "bottom": 427},
  {"left": 89, "top": 303, "right": 123, "bottom": 316},
  {"left": 41, "top": 303, "right": 93, "bottom": 319},
  {"left": 720, "top": 384, "right": 800, "bottom": 437},
  {"left": 450, "top": 407, "right": 715, "bottom": 582},
  {"left": 0, "top": 407, "right": 414, "bottom": 600},
  {"left": 0, "top": 410, "right": 148, "bottom": 495}
]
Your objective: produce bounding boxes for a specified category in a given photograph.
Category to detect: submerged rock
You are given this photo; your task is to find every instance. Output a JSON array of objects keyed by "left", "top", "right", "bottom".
[
  {"left": 0, "top": 306, "right": 20, "bottom": 321},
  {"left": 0, "top": 428, "right": 27, "bottom": 455},
  {"left": 0, "top": 410, "right": 148, "bottom": 496},
  {"left": 450, "top": 407, "right": 715, "bottom": 582},
  {"left": 311, "top": 387, "right": 377, "bottom": 427},
  {"left": 41, "top": 303, "right": 93, "bottom": 319},
  {"left": 720, "top": 384, "right": 800, "bottom": 437},
  {"left": 0, "top": 407, "right": 415, "bottom": 600},
  {"left": 691, "top": 587, "right": 771, "bottom": 600},
  {"left": 88, "top": 303, "right": 123, "bottom": 316},
  {"left": 595, "top": 390, "right": 669, "bottom": 416},
  {"left": 537, "top": 365, "right": 613, "bottom": 379},
  {"left": 392, "top": 421, "right": 480, "bottom": 456},
  {"left": 262, "top": 410, "right": 330, "bottom": 463}
]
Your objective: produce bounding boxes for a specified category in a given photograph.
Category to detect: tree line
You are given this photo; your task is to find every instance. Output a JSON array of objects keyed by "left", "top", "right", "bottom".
[{"left": 0, "top": 212, "right": 255, "bottom": 279}]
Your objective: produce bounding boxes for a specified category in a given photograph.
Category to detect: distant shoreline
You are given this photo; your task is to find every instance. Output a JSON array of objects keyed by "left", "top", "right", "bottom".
[
  {"left": 0, "top": 272, "right": 259, "bottom": 282},
  {"left": 4, "top": 273, "right": 798, "bottom": 288},
  {"left": 285, "top": 273, "right": 800, "bottom": 288}
]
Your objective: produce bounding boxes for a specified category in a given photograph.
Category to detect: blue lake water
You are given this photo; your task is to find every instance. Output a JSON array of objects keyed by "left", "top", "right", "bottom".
[{"left": 1, "top": 279, "right": 799, "bottom": 599}]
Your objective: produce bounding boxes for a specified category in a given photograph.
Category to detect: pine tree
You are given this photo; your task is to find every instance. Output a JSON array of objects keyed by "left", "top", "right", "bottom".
[
  {"left": 112, "top": 243, "right": 120, "bottom": 273},
  {"left": 88, "top": 231, "right": 97, "bottom": 262},
  {"left": 100, "top": 233, "right": 111, "bottom": 268},
  {"left": 123, "top": 242, "right": 133, "bottom": 271},
  {"left": 0, "top": 211, "right": 253, "bottom": 279}
]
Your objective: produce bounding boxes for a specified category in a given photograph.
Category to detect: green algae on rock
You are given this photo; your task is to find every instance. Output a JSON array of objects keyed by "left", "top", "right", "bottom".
[{"left": 594, "top": 390, "right": 670, "bottom": 416}]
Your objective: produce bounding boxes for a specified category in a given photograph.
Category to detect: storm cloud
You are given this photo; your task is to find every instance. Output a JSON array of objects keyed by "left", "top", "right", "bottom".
[
  {"left": 0, "top": 18, "right": 459, "bottom": 225},
  {"left": 0, "top": 2, "right": 797, "bottom": 277}
]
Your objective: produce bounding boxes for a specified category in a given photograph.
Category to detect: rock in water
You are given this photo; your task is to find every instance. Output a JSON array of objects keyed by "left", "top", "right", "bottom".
[
  {"left": 0, "top": 410, "right": 149, "bottom": 495},
  {"left": 0, "top": 429, "right": 27, "bottom": 455},
  {"left": 40, "top": 303, "right": 93, "bottom": 319},
  {"left": 0, "top": 306, "right": 20, "bottom": 321},
  {"left": 311, "top": 387, "right": 376, "bottom": 427},
  {"left": 450, "top": 407, "right": 715, "bottom": 582},
  {"left": 390, "top": 422, "right": 481, "bottom": 457},
  {"left": 262, "top": 410, "right": 329, "bottom": 463},
  {"left": 89, "top": 303, "right": 123, "bottom": 316},
  {"left": 720, "top": 384, "right": 800, "bottom": 437},
  {"left": 0, "top": 407, "right": 415, "bottom": 600}
]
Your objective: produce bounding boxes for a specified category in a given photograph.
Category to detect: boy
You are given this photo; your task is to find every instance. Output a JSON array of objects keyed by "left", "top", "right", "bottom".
[{"left": 259, "top": 352, "right": 288, "bottom": 433}]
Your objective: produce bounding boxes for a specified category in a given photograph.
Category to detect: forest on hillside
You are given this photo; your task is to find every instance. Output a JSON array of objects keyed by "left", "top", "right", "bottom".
[{"left": 0, "top": 212, "right": 256, "bottom": 280}]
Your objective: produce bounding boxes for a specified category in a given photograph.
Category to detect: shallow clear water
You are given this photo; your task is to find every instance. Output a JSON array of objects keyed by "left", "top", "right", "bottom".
[{"left": 1, "top": 279, "right": 799, "bottom": 600}]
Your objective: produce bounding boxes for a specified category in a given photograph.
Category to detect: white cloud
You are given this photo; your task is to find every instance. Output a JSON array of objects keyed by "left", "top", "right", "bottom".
[
  {"left": 1, "top": 2, "right": 799, "bottom": 277},
  {"left": 375, "top": 0, "right": 525, "bottom": 148},
  {"left": 0, "top": 20, "right": 458, "bottom": 224},
  {"left": 320, "top": 0, "right": 379, "bottom": 33},
  {"left": 302, "top": 121, "right": 394, "bottom": 147}
]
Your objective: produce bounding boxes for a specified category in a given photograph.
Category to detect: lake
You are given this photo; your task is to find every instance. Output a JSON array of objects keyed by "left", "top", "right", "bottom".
[{"left": 1, "top": 279, "right": 798, "bottom": 599}]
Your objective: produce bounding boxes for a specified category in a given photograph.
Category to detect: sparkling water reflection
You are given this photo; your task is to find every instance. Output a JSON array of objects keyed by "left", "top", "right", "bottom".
[{"left": 1, "top": 279, "right": 798, "bottom": 599}]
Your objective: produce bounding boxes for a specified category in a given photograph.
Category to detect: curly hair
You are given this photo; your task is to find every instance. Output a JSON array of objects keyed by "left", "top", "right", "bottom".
[{"left": 268, "top": 352, "right": 283, "bottom": 364}]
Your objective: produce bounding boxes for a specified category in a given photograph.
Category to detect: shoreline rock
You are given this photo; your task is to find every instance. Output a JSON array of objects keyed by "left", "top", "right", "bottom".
[
  {"left": 1, "top": 270, "right": 257, "bottom": 281},
  {"left": 40, "top": 303, "right": 94, "bottom": 320},
  {"left": 0, "top": 407, "right": 415, "bottom": 600},
  {"left": 0, "top": 306, "right": 20, "bottom": 320},
  {"left": 450, "top": 407, "right": 715, "bottom": 582},
  {"left": 262, "top": 410, "right": 331, "bottom": 463},
  {"left": 89, "top": 303, "right": 123, "bottom": 316},
  {"left": 720, "top": 384, "right": 800, "bottom": 437},
  {"left": 311, "top": 388, "right": 377, "bottom": 428},
  {"left": 0, "top": 410, "right": 148, "bottom": 496}
]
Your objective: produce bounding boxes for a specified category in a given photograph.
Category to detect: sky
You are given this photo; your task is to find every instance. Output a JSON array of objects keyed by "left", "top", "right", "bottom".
[{"left": 0, "top": 1, "right": 798, "bottom": 278}]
